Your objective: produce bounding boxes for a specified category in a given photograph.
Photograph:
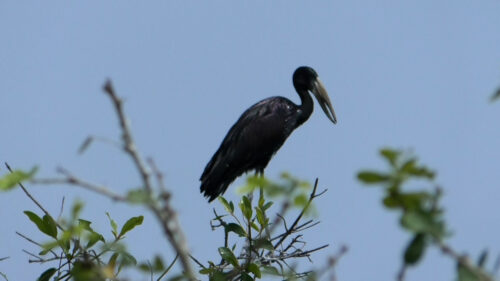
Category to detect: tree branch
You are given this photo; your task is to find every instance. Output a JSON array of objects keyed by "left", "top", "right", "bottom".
[
  {"left": 273, "top": 178, "right": 322, "bottom": 249},
  {"left": 103, "top": 80, "right": 195, "bottom": 279},
  {"left": 32, "top": 168, "right": 127, "bottom": 202}
]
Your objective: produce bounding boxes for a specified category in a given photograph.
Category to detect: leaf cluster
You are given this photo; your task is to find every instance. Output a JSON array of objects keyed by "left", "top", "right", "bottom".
[
  {"left": 200, "top": 175, "right": 329, "bottom": 281},
  {"left": 358, "top": 148, "right": 497, "bottom": 281},
  {"left": 20, "top": 201, "right": 143, "bottom": 281}
]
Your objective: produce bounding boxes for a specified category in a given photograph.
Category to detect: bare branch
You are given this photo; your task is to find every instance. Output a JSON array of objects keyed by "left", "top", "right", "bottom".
[
  {"left": 32, "top": 168, "right": 127, "bottom": 202},
  {"left": 273, "top": 178, "right": 322, "bottom": 249},
  {"left": 103, "top": 80, "right": 195, "bottom": 279},
  {"left": 103, "top": 80, "right": 153, "bottom": 194},
  {"left": 438, "top": 241, "right": 494, "bottom": 281},
  {"left": 16, "top": 232, "right": 59, "bottom": 259}
]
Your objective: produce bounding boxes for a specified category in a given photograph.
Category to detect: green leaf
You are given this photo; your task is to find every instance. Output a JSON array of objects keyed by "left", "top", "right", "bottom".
[
  {"left": 400, "top": 159, "right": 435, "bottom": 179},
  {"left": 241, "top": 272, "right": 254, "bottom": 281},
  {"left": 261, "top": 266, "right": 280, "bottom": 276},
  {"left": 247, "top": 263, "right": 261, "bottom": 278},
  {"left": 126, "top": 189, "right": 150, "bottom": 204},
  {"left": 382, "top": 192, "right": 429, "bottom": 210},
  {"left": 254, "top": 238, "right": 274, "bottom": 251},
  {"left": 24, "top": 211, "right": 44, "bottom": 231},
  {"left": 118, "top": 251, "right": 137, "bottom": 267},
  {"left": 42, "top": 215, "right": 58, "bottom": 239},
  {"left": 401, "top": 210, "right": 446, "bottom": 239},
  {"left": 106, "top": 212, "right": 118, "bottom": 238},
  {"left": 87, "top": 231, "right": 105, "bottom": 248},
  {"left": 0, "top": 167, "right": 37, "bottom": 191},
  {"left": 199, "top": 268, "right": 213, "bottom": 275},
  {"left": 251, "top": 222, "right": 260, "bottom": 232},
  {"left": 118, "top": 216, "right": 144, "bottom": 238},
  {"left": 262, "top": 201, "right": 273, "bottom": 211},
  {"left": 78, "top": 219, "right": 93, "bottom": 231},
  {"left": 37, "top": 267, "right": 57, "bottom": 281},
  {"left": 404, "top": 233, "right": 426, "bottom": 265},
  {"left": 258, "top": 192, "right": 265, "bottom": 209},
  {"left": 239, "top": 196, "right": 253, "bottom": 220},
  {"left": 380, "top": 148, "right": 400, "bottom": 166},
  {"left": 357, "top": 171, "right": 390, "bottom": 184},
  {"left": 24, "top": 211, "right": 58, "bottom": 239},
  {"left": 218, "top": 247, "right": 239, "bottom": 267},
  {"left": 246, "top": 176, "right": 270, "bottom": 191},
  {"left": 212, "top": 271, "right": 227, "bottom": 281},
  {"left": 218, "top": 197, "right": 234, "bottom": 214},
  {"left": 78, "top": 219, "right": 105, "bottom": 247},
  {"left": 108, "top": 252, "right": 119, "bottom": 269},
  {"left": 293, "top": 194, "right": 308, "bottom": 207},
  {"left": 71, "top": 201, "right": 84, "bottom": 220},
  {"left": 153, "top": 255, "right": 165, "bottom": 271},
  {"left": 255, "top": 208, "right": 268, "bottom": 228},
  {"left": 225, "top": 223, "right": 246, "bottom": 237},
  {"left": 138, "top": 263, "right": 151, "bottom": 272}
]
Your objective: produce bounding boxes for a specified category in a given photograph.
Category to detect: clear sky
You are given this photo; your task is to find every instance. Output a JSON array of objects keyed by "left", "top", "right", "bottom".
[{"left": 1, "top": 1, "right": 500, "bottom": 280}]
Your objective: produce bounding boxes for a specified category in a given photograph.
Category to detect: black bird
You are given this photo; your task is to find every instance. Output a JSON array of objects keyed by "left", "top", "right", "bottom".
[{"left": 200, "top": 66, "right": 336, "bottom": 202}]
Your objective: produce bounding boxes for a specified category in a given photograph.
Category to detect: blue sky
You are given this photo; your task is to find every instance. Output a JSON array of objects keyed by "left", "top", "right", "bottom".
[{"left": 1, "top": 1, "right": 500, "bottom": 280}]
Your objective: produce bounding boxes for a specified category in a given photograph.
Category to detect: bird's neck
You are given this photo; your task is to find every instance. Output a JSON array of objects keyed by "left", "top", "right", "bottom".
[{"left": 296, "top": 88, "right": 313, "bottom": 126}]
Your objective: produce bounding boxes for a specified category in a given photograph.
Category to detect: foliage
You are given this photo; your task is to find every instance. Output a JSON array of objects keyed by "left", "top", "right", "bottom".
[
  {"left": 0, "top": 166, "right": 37, "bottom": 191},
  {"left": 2, "top": 78, "right": 498, "bottom": 281},
  {"left": 19, "top": 201, "right": 143, "bottom": 281},
  {"left": 200, "top": 174, "right": 331, "bottom": 281},
  {"left": 0, "top": 167, "right": 336, "bottom": 281},
  {"left": 358, "top": 148, "right": 497, "bottom": 281}
]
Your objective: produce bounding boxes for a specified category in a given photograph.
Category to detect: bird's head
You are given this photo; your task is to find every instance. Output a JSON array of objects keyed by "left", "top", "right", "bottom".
[{"left": 293, "top": 66, "right": 337, "bottom": 124}]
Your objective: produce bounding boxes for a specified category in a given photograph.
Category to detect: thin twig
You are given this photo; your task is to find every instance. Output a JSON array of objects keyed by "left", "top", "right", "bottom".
[
  {"left": 189, "top": 254, "right": 206, "bottom": 270},
  {"left": 268, "top": 202, "right": 290, "bottom": 235},
  {"left": 273, "top": 178, "right": 322, "bottom": 249},
  {"left": 5, "top": 163, "right": 64, "bottom": 232},
  {"left": 16, "top": 232, "right": 58, "bottom": 258},
  {"left": 57, "top": 196, "right": 65, "bottom": 221},
  {"left": 283, "top": 235, "right": 305, "bottom": 253},
  {"left": 32, "top": 168, "right": 127, "bottom": 202},
  {"left": 157, "top": 254, "right": 179, "bottom": 281}
]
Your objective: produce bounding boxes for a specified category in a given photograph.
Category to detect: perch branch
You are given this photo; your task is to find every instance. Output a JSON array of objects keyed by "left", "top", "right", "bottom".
[{"left": 103, "top": 80, "right": 195, "bottom": 279}]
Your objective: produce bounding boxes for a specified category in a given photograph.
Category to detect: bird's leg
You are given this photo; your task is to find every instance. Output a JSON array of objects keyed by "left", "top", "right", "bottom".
[{"left": 255, "top": 170, "right": 272, "bottom": 242}]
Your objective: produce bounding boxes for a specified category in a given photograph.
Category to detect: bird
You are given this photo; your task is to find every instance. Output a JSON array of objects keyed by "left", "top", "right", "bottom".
[{"left": 200, "top": 66, "right": 336, "bottom": 202}]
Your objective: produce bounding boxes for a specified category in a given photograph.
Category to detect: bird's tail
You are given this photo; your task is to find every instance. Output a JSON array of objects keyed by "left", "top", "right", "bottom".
[{"left": 200, "top": 177, "right": 234, "bottom": 202}]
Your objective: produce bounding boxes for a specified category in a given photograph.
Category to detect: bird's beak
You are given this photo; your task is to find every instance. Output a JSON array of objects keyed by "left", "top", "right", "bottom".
[{"left": 311, "top": 78, "right": 337, "bottom": 124}]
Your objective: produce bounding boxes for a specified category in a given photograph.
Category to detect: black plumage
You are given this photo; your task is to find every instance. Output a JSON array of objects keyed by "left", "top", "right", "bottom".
[{"left": 200, "top": 66, "right": 336, "bottom": 202}]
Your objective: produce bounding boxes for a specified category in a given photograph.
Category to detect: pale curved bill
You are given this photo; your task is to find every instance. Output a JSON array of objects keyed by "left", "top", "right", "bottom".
[{"left": 312, "top": 78, "right": 337, "bottom": 124}]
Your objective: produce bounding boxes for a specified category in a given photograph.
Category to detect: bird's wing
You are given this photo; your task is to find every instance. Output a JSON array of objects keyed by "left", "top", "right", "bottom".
[{"left": 201, "top": 97, "right": 294, "bottom": 180}]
